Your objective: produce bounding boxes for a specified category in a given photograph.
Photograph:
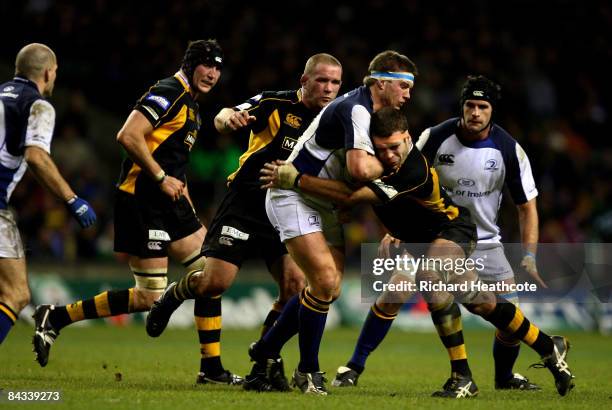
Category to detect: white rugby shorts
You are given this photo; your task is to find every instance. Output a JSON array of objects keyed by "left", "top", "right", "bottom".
[
  {"left": 0, "top": 209, "right": 25, "bottom": 258},
  {"left": 470, "top": 242, "right": 514, "bottom": 282},
  {"left": 265, "top": 188, "right": 344, "bottom": 246}
]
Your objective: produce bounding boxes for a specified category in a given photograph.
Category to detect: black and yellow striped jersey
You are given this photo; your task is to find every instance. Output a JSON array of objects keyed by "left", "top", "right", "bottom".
[
  {"left": 117, "top": 71, "right": 201, "bottom": 197},
  {"left": 368, "top": 146, "right": 467, "bottom": 242},
  {"left": 227, "top": 89, "right": 316, "bottom": 191}
]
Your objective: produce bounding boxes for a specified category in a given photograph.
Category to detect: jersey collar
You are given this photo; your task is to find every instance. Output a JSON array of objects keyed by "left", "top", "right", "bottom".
[
  {"left": 174, "top": 70, "right": 191, "bottom": 93},
  {"left": 13, "top": 76, "right": 40, "bottom": 94}
]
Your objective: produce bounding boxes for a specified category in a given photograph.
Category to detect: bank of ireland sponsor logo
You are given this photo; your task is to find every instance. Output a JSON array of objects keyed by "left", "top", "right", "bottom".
[{"left": 457, "top": 178, "right": 475, "bottom": 187}]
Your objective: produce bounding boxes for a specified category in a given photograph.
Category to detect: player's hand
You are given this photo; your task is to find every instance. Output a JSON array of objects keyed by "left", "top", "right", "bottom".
[
  {"left": 378, "top": 233, "right": 400, "bottom": 259},
  {"left": 66, "top": 196, "right": 97, "bottom": 228},
  {"left": 260, "top": 160, "right": 300, "bottom": 189},
  {"left": 159, "top": 175, "right": 185, "bottom": 201},
  {"left": 225, "top": 110, "right": 256, "bottom": 131},
  {"left": 520, "top": 253, "right": 548, "bottom": 289}
]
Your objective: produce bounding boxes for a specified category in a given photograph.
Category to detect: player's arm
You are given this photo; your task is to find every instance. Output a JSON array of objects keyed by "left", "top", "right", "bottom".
[
  {"left": 24, "top": 99, "right": 96, "bottom": 227},
  {"left": 516, "top": 197, "right": 547, "bottom": 287},
  {"left": 214, "top": 107, "right": 256, "bottom": 134},
  {"left": 25, "top": 146, "right": 76, "bottom": 202},
  {"left": 116, "top": 110, "right": 184, "bottom": 200},
  {"left": 517, "top": 197, "right": 538, "bottom": 256},
  {"left": 346, "top": 148, "right": 384, "bottom": 182},
  {"left": 259, "top": 161, "right": 380, "bottom": 206},
  {"left": 297, "top": 174, "right": 380, "bottom": 206}
]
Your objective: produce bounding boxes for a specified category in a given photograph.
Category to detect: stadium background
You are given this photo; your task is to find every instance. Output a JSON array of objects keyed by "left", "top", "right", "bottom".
[{"left": 1, "top": 0, "right": 611, "bottom": 332}]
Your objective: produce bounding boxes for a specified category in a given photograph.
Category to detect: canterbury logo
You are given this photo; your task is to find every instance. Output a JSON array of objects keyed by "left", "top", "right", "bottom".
[
  {"left": 284, "top": 114, "right": 302, "bottom": 128},
  {"left": 438, "top": 154, "right": 455, "bottom": 164}
]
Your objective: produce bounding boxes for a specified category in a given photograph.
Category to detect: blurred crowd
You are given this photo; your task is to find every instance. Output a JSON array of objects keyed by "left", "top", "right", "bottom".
[{"left": 1, "top": 0, "right": 610, "bottom": 263}]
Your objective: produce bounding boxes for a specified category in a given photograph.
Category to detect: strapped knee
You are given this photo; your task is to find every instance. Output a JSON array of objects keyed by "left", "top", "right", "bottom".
[
  {"left": 131, "top": 265, "right": 167, "bottom": 292},
  {"left": 181, "top": 250, "right": 206, "bottom": 273}
]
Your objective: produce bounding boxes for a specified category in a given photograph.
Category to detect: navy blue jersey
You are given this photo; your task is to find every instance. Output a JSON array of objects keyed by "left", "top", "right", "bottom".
[
  {"left": 0, "top": 77, "right": 55, "bottom": 209},
  {"left": 288, "top": 86, "right": 375, "bottom": 180}
]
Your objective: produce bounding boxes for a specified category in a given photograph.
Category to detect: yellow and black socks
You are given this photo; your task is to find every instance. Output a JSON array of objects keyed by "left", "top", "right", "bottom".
[
  {"left": 430, "top": 302, "right": 471, "bottom": 377},
  {"left": 483, "top": 296, "right": 553, "bottom": 357},
  {"left": 195, "top": 295, "right": 224, "bottom": 376},
  {"left": 50, "top": 289, "right": 135, "bottom": 330},
  {"left": 348, "top": 303, "right": 397, "bottom": 374},
  {"left": 0, "top": 301, "right": 17, "bottom": 343}
]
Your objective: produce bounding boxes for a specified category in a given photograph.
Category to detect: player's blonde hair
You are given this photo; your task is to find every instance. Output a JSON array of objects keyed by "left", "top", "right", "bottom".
[{"left": 303, "top": 53, "right": 342, "bottom": 75}]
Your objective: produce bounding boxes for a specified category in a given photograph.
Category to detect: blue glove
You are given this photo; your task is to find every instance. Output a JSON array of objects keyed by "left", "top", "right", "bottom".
[{"left": 66, "top": 196, "right": 97, "bottom": 228}]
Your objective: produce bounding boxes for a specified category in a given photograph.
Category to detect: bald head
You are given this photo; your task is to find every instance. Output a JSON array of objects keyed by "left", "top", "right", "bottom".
[
  {"left": 15, "top": 43, "right": 58, "bottom": 97},
  {"left": 15, "top": 43, "right": 57, "bottom": 81}
]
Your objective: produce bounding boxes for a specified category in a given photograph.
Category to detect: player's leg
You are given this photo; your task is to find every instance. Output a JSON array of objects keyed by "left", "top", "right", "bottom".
[
  {"left": 473, "top": 244, "right": 539, "bottom": 390},
  {"left": 32, "top": 190, "right": 169, "bottom": 366},
  {"left": 244, "top": 252, "right": 306, "bottom": 392},
  {"left": 287, "top": 233, "right": 341, "bottom": 393},
  {"left": 418, "top": 239, "right": 477, "bottom": 398},
  {"left": 0, "top": 258, "right": 28, "bottom": 344},
  {"left": 264, "top": 253, "right": 306, "bottom": 338},
  {"left": 249, "top": 189, "right": 342, "bottom": 394},
  {"left": 333, "top": 272, "right": 414, "bottom": 387},
  {"left": 461, "top": 284, "right": 575, "bottom": 395},
  {"left": 0, "top": 210, "right": 29, "bottom": 343},
  {"left": 491, "top": 282, "right": 540, "bottom": 390},
  {"left": 168, "top": 226, "right": 240, "bottom": 385},
  {"left": 32, "top": 253, "right": 167, "bottom": 367}
]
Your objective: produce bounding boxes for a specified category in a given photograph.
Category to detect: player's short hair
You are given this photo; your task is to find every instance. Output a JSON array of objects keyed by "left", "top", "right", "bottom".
[
  {"left": 364, "top": 50, "right": 417, "bottom": 86},
  {"left": 303, "top": 53, "right": 342, "bottom": 76},
  {"left": 15, "top": 43, "right": 56, "bottom": 80},
  {"left": 181, "top": 39, "right": 224, "bottom": 81},
  {"left": 460, "top": 75, "right": 501, "bottom": 109},
  {"left": 370, "top": 106, "right": 409, "bottom": 138}
]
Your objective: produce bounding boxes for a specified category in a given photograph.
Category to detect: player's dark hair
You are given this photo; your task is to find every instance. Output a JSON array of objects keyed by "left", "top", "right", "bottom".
[
  {"left": 181, "top": 39, "right": 223, "bottom": 82},
  {"left": 460, "top": 75, "right": 501, "bottom": 109},
  {"left": 364, "top": 51, "right": 417, "bottom": 86},
  {"left": 370, "top": 107, "right": 409, "bottom": 138}
]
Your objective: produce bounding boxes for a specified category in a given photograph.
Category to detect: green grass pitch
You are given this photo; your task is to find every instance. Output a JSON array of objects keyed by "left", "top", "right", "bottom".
[{"left": 2, "top": 324, "right": 610, "bottom": 409}]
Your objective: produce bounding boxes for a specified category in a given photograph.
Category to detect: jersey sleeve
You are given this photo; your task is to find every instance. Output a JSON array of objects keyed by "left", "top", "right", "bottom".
[
  {"left": 339, "top": 104, "right": 375, "bottom": 154},
  {"left": 234, "top": 93, "right": 271, "bottom": 133},
  {"left": 366, "top": 179, "right": 399, "bottom": 203},
  {"left": 415, "top": 128, "right": 436, "bottom": 163},
  {"left": 24, "top": 99, "right": 55, "bottom": 153},
  {"left": 506, "top": 142, "right": 538, "bottom": 204},
  {"left": 134, "top": 83, "right": 183, "bottom": 127}
]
